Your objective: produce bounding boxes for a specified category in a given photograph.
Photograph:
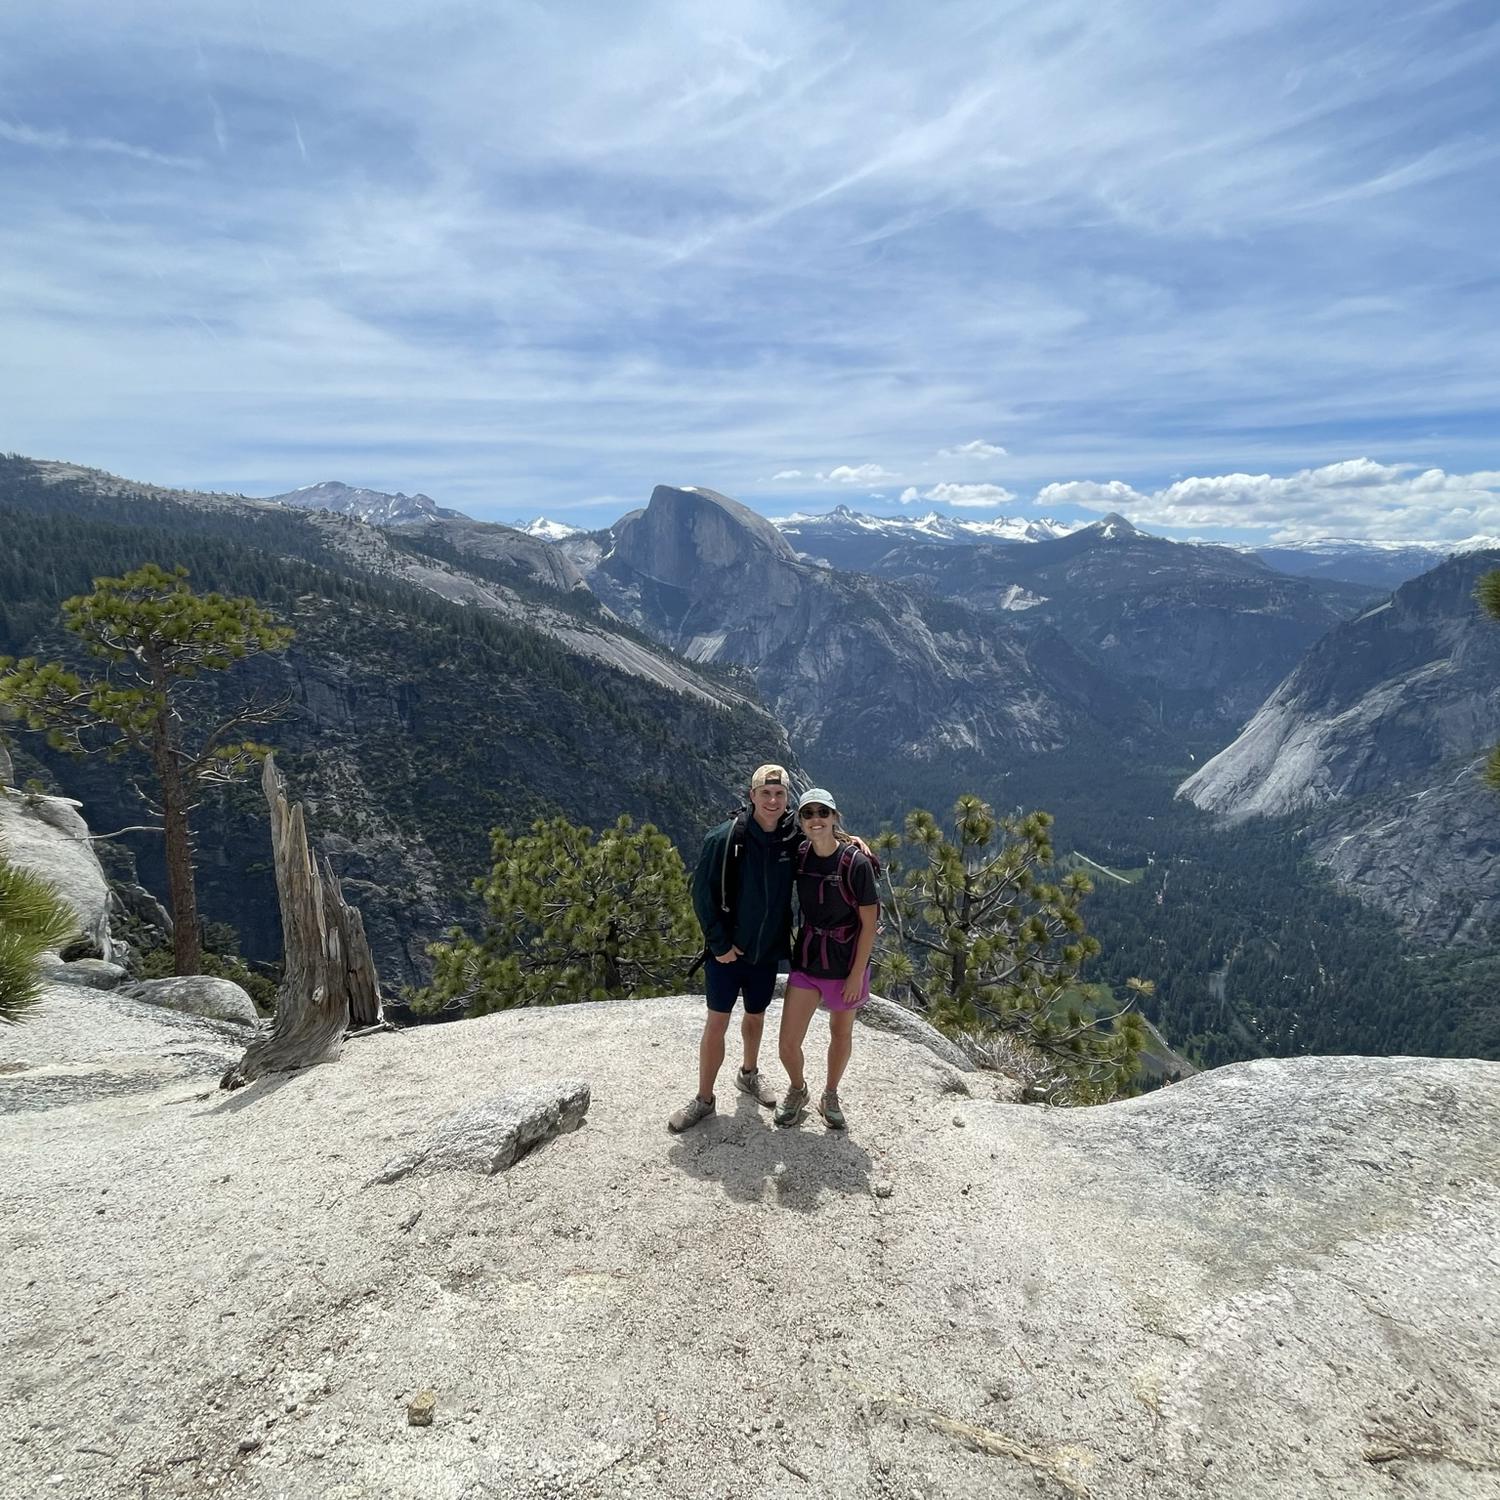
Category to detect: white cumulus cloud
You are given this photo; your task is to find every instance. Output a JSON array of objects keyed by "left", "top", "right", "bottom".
[
  {"left": 917, "top": 482, "right": 1017, "bottom": 508},
  {"left": 771, "top": 469, "right": 804, "bottom": 480},
  {"left": 1035, "top": 479, "right": 1147, "bottom": 511},
  {"left": 939, "top": 439, "right": 1008, "bottom": 460},
  {"left": 1039, "top": 460, "right": 1500, "bottom": 542},
  {"left": 825, "top": 463, "right": 894, "bottom": 484}
]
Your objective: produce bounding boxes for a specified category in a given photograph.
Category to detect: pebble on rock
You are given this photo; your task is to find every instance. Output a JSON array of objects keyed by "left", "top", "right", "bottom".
[{"left": 407, "top": 1391, "right": 437, "bottom": 1427}]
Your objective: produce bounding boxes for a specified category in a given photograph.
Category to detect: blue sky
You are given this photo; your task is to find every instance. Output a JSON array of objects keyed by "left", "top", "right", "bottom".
[{"left": 3, "top": 0, "right": 1498, "bottom": 542}]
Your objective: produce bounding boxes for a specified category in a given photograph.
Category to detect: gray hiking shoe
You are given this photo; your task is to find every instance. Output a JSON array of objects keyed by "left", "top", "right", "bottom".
[
  {"left": 668, "top": 1094, "right": 715, "bottom": 1133},
  {"left": 775, "top": 1083, "right": 809, "bottom": 1128},
  {"left": 818, "top": 1091, "right": 847, "bottom": 1130},
  {"left": 735, "top": 1067, "right": 777, "bottom": 1107}
]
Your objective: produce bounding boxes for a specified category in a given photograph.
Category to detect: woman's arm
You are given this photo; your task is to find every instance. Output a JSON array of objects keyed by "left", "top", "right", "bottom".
[{"left": 843, "top": 904, "right": 878, "bottom": 1005}]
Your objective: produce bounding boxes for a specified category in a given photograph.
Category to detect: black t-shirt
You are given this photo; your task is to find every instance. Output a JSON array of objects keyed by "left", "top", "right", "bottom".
[{"left": 792, "top": 844, "right": 879, "bottom": 978}]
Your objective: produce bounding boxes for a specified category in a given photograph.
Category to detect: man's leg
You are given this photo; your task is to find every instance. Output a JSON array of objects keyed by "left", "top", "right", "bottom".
[
  {"left": 740, "top": 1007, "right": 764, "bottom": 1072},
  {"left": 670, "top": 964, "right": 738, "bottom": 1131},
  {"left": 698, "top": 1008, "right": 732, "bottom": 1101},
  {"left": 732, "top": 962, "right": 778, "bottom": 1106}
]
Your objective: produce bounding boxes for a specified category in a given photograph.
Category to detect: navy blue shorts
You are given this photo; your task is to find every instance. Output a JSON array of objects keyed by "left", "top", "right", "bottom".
[{"left": 704, "top": 955, "right": 779, "bottom": 1015}]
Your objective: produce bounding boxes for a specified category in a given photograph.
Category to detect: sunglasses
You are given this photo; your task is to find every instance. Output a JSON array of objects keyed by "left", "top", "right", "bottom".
[{"left": 799, "top": 805, "right": 833, "bottom": 820}]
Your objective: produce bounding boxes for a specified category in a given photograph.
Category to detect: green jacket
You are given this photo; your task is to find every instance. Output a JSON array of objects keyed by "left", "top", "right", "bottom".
[{"left": 691, "top": 810, "right": 800, "bottom": 966}]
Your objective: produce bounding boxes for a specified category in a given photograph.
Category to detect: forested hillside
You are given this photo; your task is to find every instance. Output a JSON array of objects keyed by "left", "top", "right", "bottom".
[
  {"left": 823, "top": 745, "right": 1500, "bottom": 1065},
  {"left": 0, "top": 457, "right": 784, "bottom": 983}
]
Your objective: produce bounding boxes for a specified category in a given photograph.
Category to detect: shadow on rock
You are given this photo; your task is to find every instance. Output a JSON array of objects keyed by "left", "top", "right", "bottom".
[{"left": 666, "top": 1090, "right": 874, "bottom": 1211}]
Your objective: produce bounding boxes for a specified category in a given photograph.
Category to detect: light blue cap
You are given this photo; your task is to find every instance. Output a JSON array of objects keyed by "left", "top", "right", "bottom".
[{"left": 797, "top": 787, "right": 838, "bottom": 813}]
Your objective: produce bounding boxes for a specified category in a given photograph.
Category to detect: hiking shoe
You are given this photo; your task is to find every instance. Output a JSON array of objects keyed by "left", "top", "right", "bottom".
[
  {"left": 735, "top": 1067, "right": 777, "bottom": 1107},
  {"left": 668, "top": 1095, "right": 715, "bottom": 1133},
  {"left": 775, "top": 1083, "right": 809, "bottom": 1128},
  {"left": 818, "top": 1091, "right": 847, "bottom": 1130}
]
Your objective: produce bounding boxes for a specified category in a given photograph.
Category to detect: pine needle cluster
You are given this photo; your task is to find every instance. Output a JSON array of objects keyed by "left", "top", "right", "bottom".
[
  {"left": 0, "top": 563, "right": 292, "bottom": 975},
  {"left": 872, "top": 794, "right": 1149, "bottom": 1100},
  {"left": 0, "top": 843, "right": 75, "bottom": 1024},
  {"left": 414, "top": 814, "right": 698, "bottom": 1015}
]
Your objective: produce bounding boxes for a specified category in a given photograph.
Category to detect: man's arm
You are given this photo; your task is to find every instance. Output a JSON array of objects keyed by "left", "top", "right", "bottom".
[{"left": 691, "top": 825, "right": 737, "bottom": 959}]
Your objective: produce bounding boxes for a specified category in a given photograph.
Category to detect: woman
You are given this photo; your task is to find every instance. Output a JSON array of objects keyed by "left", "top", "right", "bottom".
[{"left": 775, "top": 786, "right": 879, "bottom": 1131}]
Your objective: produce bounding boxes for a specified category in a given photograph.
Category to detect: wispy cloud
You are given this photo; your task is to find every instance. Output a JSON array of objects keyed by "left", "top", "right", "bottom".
[
  {"left": 0, "top": 118, "right": 199, "bottom": 169},
  {"left": 0, "top": 1, "right": 1495, "bottom": 536}
]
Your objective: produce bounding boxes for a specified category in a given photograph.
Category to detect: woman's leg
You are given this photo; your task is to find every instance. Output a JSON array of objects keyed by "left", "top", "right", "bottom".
[
  {"left": 825, "top": 1007, "right": 856, "bottom": 1094},
  {"left": 777, "top": 984, "right": 821, "bottom": 1091}
]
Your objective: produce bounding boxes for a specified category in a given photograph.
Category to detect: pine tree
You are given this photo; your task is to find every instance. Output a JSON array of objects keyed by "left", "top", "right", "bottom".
[
  {"left": 873, "top": 794, "right": 1147, "bottom": 1100},
  {"left": 0, "top": 845, "right": 75, "bottom": 1024},
  {"left": 415, "top": 814, "right": 698, "bottom": 1015},
  {"left": 0, "top": 564, "right": 293, "bottom": 975},
  {"left": 1480, "top": 569, "right": 1500, "bottom": 792}
]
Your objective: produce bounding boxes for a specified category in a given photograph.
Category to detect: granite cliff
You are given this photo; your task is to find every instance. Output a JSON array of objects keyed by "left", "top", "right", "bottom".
[
  {"left": 1179, "top": 550, "right": 1500, "bottom": 944},
  {"left": 566, "top": 485, "right": 1156, "bottom": 765}
]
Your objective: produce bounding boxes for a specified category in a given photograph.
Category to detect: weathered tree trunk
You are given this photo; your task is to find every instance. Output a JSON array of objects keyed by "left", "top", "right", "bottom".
[
  {"left": 221, "top": 754, "right": 381, "bottom": 1089},
  {"left": 155, "top": 732, "right": 202, "bottom": 977}
]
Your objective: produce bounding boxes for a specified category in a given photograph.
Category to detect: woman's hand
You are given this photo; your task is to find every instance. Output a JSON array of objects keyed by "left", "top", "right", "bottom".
[{"left": 841, "top": 970, "right": 864, "bottom": 1005}]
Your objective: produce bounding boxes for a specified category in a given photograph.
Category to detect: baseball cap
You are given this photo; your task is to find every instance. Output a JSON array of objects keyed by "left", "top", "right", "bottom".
[
  {"left": 797, "top": 787, "right": 838, "bottom": 813},
  {"left": 750, "top": 763, "right": 789, "bottom": 790}
]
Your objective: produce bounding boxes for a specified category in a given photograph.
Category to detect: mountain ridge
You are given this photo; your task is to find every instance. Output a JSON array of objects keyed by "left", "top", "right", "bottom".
[{"left": 1178, "top": 548, "right": 1500, "bottom": 944}]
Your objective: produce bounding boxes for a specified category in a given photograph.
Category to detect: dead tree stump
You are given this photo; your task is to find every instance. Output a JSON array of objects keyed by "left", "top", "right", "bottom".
[{"left": 221, "top": 754, "right": 382, "bottom": 1089}]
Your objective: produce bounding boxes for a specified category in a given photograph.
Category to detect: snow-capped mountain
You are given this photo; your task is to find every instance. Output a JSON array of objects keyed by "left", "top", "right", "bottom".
[
  {"left": 1249, "top": 536, "right": 1499, "bottom": 590},
  {"left": 517, "top": 517, "right": 584, "bottom": 541},
  {"left": 771, "top": 504, "right": 1079, "bottom": 570},
  {"left": 268, "top": 481, "right": 468, "bottom": 527},
  {"left": 775, "top": 503, "right": 1075, "bottom": 543}
]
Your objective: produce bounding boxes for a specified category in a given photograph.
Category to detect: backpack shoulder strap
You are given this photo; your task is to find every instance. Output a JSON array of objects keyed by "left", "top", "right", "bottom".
[
  {"left": 718, "top": 810, "right": 751, "bottom": 913},
  {"left": 835, "top": 843, "right": 860, "bottom": 910}
]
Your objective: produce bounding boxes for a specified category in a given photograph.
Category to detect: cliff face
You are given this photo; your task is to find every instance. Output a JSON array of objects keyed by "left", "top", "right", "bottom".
[
  {"left": 1179, "top": 550, "right": 1500, "bottom": 943},
  {"left": 570, "top": 485, "right": 1158, "bottom": 764},
  {"left": 4, "top": 989, "right": 1498, "bottom": 1500},
  {"left": 855, "top": 518, "right": 1373, "bottom": 729}
]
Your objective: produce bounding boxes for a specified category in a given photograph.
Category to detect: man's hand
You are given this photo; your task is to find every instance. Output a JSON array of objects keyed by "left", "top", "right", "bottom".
[{"left": 714, "top": 945, "right": 743, "bottom": 964}]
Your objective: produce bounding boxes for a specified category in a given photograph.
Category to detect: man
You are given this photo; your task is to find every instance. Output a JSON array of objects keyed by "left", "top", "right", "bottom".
[{"left": 668, "top": 763, "right": 801, "bottom": 1132}]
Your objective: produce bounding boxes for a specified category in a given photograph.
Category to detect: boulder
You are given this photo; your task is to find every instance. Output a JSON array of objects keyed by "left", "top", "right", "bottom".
[
  {"left": 857, "top": 995, "right": 975, "bottom": 1071},
  {"left": 119, "top": 975, "right": 258, "bottom": 1025},
  {"left": 35, "top": 958, "right": 128, "bottom": 990},
  {"left": 0, "top": 787, "right": 113, "bottom": 959},
  {"left": 108, "top": 880, "right": 174, "bottom": 944},
  {"left": 370, "top": 1079, "right": 590, "bottom": 1184}
]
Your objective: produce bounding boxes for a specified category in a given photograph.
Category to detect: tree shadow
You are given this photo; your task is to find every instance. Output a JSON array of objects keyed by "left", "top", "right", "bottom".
[
  {"left": 200, "top": 1070, "right": 301, "bottom": 1115},
  {"left": 666, "top": 1088, "right": 874, "bottom": 1211}
]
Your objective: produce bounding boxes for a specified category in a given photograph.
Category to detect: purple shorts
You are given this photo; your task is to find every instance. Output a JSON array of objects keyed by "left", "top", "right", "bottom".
[{"left": 786, "top": 968, "right": 871, "bottom": 1012}]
